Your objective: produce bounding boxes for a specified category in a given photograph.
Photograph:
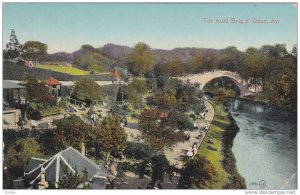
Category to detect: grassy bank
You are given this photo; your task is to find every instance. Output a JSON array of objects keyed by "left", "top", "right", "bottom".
[
  {"left": 35, "top": 64, "right": 89, "bottom": 75},
  {"left": 197, "top": 101, "right": 246, "bottom": 189}
]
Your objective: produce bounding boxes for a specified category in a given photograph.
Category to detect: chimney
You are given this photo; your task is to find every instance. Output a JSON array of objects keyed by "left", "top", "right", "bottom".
[
  {"left": 81, "top": 142, "right": 86, "bottom": 156},
  {"left": 38, "top": 167, "right": 49, "bottom": 189}
]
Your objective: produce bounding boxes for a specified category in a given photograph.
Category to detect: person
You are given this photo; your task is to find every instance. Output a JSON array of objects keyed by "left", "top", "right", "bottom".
[
  {"left": 193, "top": 122, "right": 197, "bottom": 130},
  {"left": 186, "top": 133, "right": 190, "bottom": 141}
]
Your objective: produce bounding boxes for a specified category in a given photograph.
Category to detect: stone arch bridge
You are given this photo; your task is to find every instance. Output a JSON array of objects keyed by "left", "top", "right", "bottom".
[{"left": 177, "top": 71, "right": 256, "bottom": 96}]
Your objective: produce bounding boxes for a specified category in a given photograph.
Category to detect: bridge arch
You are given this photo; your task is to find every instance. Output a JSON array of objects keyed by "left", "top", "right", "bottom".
[
  {"left": 178, "top": 71, "right": 249, "bottom": 96},
  {"left": 201, "top": 76, "right": 242, "bottom": 95}
]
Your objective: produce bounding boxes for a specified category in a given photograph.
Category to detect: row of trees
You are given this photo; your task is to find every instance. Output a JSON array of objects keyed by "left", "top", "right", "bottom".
[
  {"left": 5, "top": 30, "right": 296, "bottom": 111},
  {"left": 3, "top": 30, "right": 48, "bottom": 62},
  {"left": 127, "top": 42, "right": 297, "bottom": 111}
]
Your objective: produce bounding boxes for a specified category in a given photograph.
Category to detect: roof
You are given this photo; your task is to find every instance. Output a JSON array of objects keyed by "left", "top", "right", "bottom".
[
  {"left": 45, "top": 77, "right": 62, "bottom": 86},
  {"left": 24, "top": 157, "right": 47, "bottom": 173},
  {"left": 3, "top": 80, "right": 25, "bottom": 89},
  {"left": 3, "top": 61, "right": 116, "bottom": 82},
  {"left": 25, "top": 147, "right": 115, "bottom": 189},
  {"left": 159, "top": 112, "right": 168, "bottom": 119},
  {"left": 111, "top": 70, "right": 120, "bottom": 80},
  {"left": 13, "top": 178, "right": 25, "bottom": 189}
]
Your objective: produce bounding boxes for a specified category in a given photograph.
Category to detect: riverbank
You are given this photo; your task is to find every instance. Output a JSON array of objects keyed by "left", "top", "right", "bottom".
[{"left": 197, "top": 101, "right": 246, "bottom": 189}]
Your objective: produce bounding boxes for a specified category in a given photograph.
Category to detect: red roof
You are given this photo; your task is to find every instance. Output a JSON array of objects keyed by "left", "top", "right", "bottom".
[
  {"left": 45, "top": 77, "right": 62, "bottom": 86},
  {"left": 159, "top": 112, "right": 168, "bottom": 119},
  {"left": 111, "top": 70, "right": 120, "bottom": 79}
]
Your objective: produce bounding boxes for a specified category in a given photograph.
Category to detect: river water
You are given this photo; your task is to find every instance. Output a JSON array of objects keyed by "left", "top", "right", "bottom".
[{"left": 227, "top": 98, "right": 297, "bottom": 190}]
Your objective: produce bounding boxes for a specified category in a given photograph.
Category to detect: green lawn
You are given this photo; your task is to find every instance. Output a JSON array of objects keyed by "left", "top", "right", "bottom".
[
  {"left": 35, "top": 64, "right": 89, "bottom": 75},
  {"left": 197, "top": 101, "right": 230, "bottom": 188}
]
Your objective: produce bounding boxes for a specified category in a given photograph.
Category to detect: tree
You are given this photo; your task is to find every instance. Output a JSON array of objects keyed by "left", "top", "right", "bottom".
[
  {"left": 214, "top": 88, "right": 229, "bottom": 105},
  {"left": 215, "top": 46, "right": 243, "bottom": 72},
  {"left": 57, "top": 168, "right": 89, "bottom": 189},
  {"left": 21, "top": 41, "right": 48, "bottom": 62},
  {"left": 23, "top": 75, "right": 56, "bottom": 106},
  {"left": 240, "top": 47, "right": 269, "bottom": 91},
  {"left": 73, "top": 77, "right": 102, "bottom": 105},
  {"left": 188, "top": 54, "right": 215, "bottom": 73},
  {"left": 92, "top": 116, "right": 127, "bottom": 161},
  {"left": 138, "top": 109, "right": 184, "bottom": 150},
  {"left": 262, "top": 60, "right": 297, "bottom": 111},
  {"left": 52, "top": 115, "right": 92, "bottom": 152},
  {"left": 128, "top": 42, "right": 154, "bottom": 76},
  {"left": 123, "top": 142, "right": 175, "bottom": 184},
  {"left": 178, "top": 157, "right": 217, "bottom": 189},
  {"left": 161, "top": 59, "right": 184, "bottom": 76},
  {"left": 4, "top": 29, "right": 22, "bottom": 59},
  {"left": 121, "top": 79, "right": 148, "bottom": 106},
  {"left": 4, "top": 138, "right": 44, "bottom": 187},
  {"left": 73, "top": 45, "right": 111, "bottom": 73}
]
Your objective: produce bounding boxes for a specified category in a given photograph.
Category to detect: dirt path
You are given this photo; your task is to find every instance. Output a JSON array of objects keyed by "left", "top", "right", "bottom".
[{"left": 164, "top": 101, "right": 215, "bottom": 168}]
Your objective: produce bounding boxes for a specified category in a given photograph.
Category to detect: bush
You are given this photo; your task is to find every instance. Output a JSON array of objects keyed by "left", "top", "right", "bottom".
[{"left": 176, "top": 113, "right": 193, "bottom": 130}]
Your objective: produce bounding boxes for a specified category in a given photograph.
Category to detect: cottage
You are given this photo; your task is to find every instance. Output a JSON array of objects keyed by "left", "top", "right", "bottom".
[
  {"left": 16, "top": 147, "right": 115, "bottom": 189},
  {"left": 45, "top": 76, "right": 62, "bottom": 96},
  {"left": 3, "top": 80, "right": 26, "bottom": 129}
]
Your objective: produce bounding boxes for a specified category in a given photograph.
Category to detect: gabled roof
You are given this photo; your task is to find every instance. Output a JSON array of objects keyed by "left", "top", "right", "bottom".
[
  {"left": 25, "top": 147, "right": 115, "bottom": 189},
  {"left": 24, "top": 157, "right": 47, "bottom": 173},
  {"left": 3, "top": 80, "right": 25, "bottom": 89},
  {"left": 45, "top": 77, "right": 62, "bottom": 86}
]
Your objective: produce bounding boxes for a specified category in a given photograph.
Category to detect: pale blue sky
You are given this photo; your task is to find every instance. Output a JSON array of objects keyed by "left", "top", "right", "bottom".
[{"left": 3, "top": 3, "right": 298, "bottom": 53}]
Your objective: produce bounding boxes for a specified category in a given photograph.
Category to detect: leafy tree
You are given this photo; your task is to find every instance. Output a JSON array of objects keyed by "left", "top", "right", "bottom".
[
  {"left": 57, "top": 167, "right": 89, "bottom": 189},
  {"left": 239, "top": 47, "right": 270, "bottom": 91},
  {"left": 161, "top": 59, "right": 184, "bottom": 76},
  {"left": 74, "top": 49, "right": 109, "bottom": 73},
  {"left": 92, "top": 116, "right": 127, "bottom": 161},
  {"left": 128, "top": 42, "right": 154, "bottom": 76},
  {"left": 23, "top": 75, "right": 56, "bottom": 106},
  {"left": 188, "top": 54, "right": 215, "bottom": 73},
  {"left": 213, "top": 88, "right": 229, "bottom": 106},
  {"left": 122, "top": 142, "right": 175, "bottom": 184},
  {"left": 138, "top": 109, "right": 184, "bottom": 150},
  {"left": 73, "top": 77, "right": 102, "bottom": 105},
  {"left": 52, "top": 115, "right": 92, "bottom": 152},
  {"left": 4, "top": 137, "right": 44, "bottom": 188},
  {"left": 214, "top": 46, "right": 243, "bottom": 72},
  {"left": 178, "top": 157, "right": 217, "bottom": 189},
  {"left": 21, "top": 41, "right": 48, "bottom": 62},
  {"left": 148, "top": 91, "right": 177, "bottom": 110},
  {"left": 4, "top": 29, "right": 22, "bottom": 59},
  {"left": 121, "top": 79, "right": 148, "bottom": 106},
  {"left": 262, "top": 60, "right": 297, "bottom": 111}
]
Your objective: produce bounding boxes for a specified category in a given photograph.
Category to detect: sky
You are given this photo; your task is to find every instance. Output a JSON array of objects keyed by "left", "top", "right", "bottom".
[{"left": 2, "top": 3, "right": 298, "bottom": 54}]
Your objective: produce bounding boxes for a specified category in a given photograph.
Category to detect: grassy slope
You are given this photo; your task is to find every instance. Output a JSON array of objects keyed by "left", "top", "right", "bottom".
[
  {"left": 35, "top": 64, "right": 89, "bottom": 75},
  {"left": 197, "top": 101, "right": 230, "bottom": 188}
]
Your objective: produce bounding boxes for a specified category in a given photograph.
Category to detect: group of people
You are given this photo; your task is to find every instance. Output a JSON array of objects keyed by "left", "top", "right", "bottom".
[{"left": 186, "top": 108, "right": 210, "bottom": 158}]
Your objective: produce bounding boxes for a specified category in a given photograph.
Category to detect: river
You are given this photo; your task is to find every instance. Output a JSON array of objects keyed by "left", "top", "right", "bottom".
[{"left": 227, "top": 98, "right": 297, "bottom": 190}]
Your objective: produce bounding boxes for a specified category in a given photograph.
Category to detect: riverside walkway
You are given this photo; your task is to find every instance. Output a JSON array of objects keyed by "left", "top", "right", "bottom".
[{"left": 164, "top": 100, "right": 215, "bottom": 168}]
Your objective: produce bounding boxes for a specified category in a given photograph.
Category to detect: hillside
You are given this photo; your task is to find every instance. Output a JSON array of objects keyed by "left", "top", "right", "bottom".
[{"left": 43, "top": 44, "right": 222, "bottom": 67}]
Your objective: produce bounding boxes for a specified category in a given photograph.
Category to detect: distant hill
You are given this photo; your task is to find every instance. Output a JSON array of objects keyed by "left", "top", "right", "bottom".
[
  {"left": 45, "top": 52, "right": 73, "bottom": 62},
  {"left": 43, "top": 44, "right": 222, "bottom": 67}
]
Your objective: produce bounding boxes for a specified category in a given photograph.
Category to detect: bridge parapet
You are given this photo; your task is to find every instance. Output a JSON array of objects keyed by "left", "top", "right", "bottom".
[{"left": 177, "top": 70, "right": 253, "bottom": 96}]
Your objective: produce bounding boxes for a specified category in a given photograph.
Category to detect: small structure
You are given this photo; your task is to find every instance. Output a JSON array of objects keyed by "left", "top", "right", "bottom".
[
  {"left": 20, "top": 147, "right": 115, "bottom": 189},
  {"left": 45, "top": 76, "right": 62, "bottom": 97},
  {"left": 3, "top": 80, "right": 26, "bottom": 129},
  {"left": 111, "top": 70, "right": 121, "bottom": 83},
  {"left": 159, "top": 112, "right": 168, "bottom": 119},
  {"left": 15, "top": 57, "right": 33, "bottom": 68}
]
